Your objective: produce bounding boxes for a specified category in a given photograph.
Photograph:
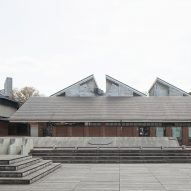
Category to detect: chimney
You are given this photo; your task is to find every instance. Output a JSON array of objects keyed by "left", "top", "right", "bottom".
[{"left": 4, "top": 77, "right": 12, "bottom": 98}]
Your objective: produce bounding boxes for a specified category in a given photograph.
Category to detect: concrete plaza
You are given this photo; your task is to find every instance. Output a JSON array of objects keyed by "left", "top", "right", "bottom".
[{"left": 1, "top": 163, "right": 191, "bottom": 191}]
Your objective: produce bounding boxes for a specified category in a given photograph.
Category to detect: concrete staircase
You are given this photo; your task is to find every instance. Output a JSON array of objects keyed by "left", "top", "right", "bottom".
[
  {"left": 0, "top": 155, "right": 61, "bottom": 184},
  {"left": 31, "top": 148, "right": 191, "bottom": 163}
]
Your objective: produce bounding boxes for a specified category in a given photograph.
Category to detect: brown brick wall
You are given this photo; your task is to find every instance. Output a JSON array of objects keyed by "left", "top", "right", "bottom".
[
  {"left": 182, "top": 127, "right": 189, "bottom": 145},
  {"left": 150, "top": 128, "right": 156, "bottom": 136},
  {"left": 165, "top": 127, "right": 172, "bottom": 137},
  {"left": 89, "top": 126, "right": 101, "bottom": 137},
  {"left": 55, "top": 126, "right": 69, "bottom": 137},
  {"left": 104, "top": 126, "right": 117, "bottom": 137},
  {"left": 121, "top": 127, "right": 137, "bottom": 137},
  {"left": 55, "top": 125, "right": 141, "bottom": 137}
]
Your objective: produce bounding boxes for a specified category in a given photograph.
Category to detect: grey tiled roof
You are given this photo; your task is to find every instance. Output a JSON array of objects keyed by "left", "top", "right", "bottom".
[{"left": 10, "top": 96, "right": 191, "bottom": 122}]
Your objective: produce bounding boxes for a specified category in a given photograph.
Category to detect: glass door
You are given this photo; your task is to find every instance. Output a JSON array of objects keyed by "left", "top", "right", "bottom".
[{"left": 139, "top": 127, "right": 150, "bottom": 137}]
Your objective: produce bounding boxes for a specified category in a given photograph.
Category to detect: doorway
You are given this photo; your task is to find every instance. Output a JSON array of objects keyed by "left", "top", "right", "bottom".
[{"left": 139, "top": 127, "right": 150, "bottom": 137}]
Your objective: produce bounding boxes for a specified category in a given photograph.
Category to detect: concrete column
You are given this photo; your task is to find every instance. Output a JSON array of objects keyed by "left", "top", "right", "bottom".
[
  {"left": 182, "top": 127, "right": 189, "bottom": 146},
  {"left": 30, "top": 123, "right": 39, "bottom": 137},
  {"left": 165, "top": 127, "right": 172, "bottom": 137}
]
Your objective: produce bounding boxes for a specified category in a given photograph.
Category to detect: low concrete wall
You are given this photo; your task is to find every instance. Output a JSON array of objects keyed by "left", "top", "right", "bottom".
[
  {"left": 29, "top": 137, "right": 179, "bottom": 148},
  {"left": 0, "top": 137, "right": 180, "bottom": 154},
  {"left": 0, "top": 137, "right": 33, "bottom": 155}
]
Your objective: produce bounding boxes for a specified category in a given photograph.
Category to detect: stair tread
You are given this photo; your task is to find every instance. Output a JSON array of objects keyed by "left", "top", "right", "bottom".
[
  {"left": 31, "top": 149, "right": 191, "bottom": 164},
  {"left": 39, "top": 155, "right": 191, "bottom": 158},
  {"left": 0, "top": 163, "right": 61, "bottom": 181},
  {"left": 17, "top": 160, "right": 52, "bottom": 173},
  {"left": 0, "top": 158, "right": 40, "bottom": 168},
  {"left": 0, "top": 156, "right": 32, "bottom": 165},
  {"left": 24, "top": 163, "right": 61, "bottom": 180},
  {"left": 0, "top": 160, "right": 52, "bottom": 174}
]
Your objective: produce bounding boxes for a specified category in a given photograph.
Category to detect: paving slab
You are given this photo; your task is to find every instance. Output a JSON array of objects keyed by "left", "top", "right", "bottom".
[{"left": 1, "top": 163, "right": 191, "bottom": 190}]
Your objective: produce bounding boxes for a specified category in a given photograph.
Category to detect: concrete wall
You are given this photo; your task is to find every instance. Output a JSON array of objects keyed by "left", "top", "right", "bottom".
[
  {"left": 30, "top": 123, "right": 39, "bottom": 137},
  {"left": 0, "top": 105, "right": 17, "bottom": 118},
  {"left": 150, "top": 82, "right": 169, "bottom": 96},
  {"left": 65, "top": 79, "right": 97, "bottom": 96},
  {"left": 106, "top": 80, "right": 134, "bottom": 96},
  {"left": 106, "top": 81, "right": 119, "bottom": 96},
  {"left": 149, "top": 82, "right": 186, "bottom": 96},
  {"left": 169, "top": 87, "right": 184, "bottom": 96},
  {"left": 28, "top": 136, "right": 179, "bottom": 147}
]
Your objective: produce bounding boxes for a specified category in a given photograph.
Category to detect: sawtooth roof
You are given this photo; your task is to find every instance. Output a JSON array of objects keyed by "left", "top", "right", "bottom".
[
  {"left": 149, "top": 77, "right": 190, "bottom": 96},
  {"left": 51, "top": 74, "right": 98, "bottom": 96},
  {"left": 106, "top": 75, "right": 147, "bottom": 96},
  {"left": 10, "top": 96, "right": 191, "bottom": 123}
]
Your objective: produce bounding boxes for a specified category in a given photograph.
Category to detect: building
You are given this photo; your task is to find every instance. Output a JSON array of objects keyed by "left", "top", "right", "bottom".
[
  {"left": 149, "top": 77, "right": 190, "bottom": 96},
  {"left": 148, "top": 77, "right": 191, "bottom": 142},
  {"left": 0, "top": 77, "right": 28, "bottom": 136},
  {"left": 10, "top": 75, "right": 191, "bottom": 145}
]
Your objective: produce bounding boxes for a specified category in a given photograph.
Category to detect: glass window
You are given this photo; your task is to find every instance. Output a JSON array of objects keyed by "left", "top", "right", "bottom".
[
  {"left": 172, "top": 127, "right": 181, "bottom": 138},
  {"left": 156, "top": 127, "right": 164, "bottom": 137},
  {"left": 189, "top": 127, "right": 191, "bottom": 137}
]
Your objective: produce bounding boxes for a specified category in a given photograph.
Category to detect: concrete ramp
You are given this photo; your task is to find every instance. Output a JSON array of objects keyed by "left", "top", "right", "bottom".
[{"left": 31, "top": 137, "right": 179, "bottom": 148}]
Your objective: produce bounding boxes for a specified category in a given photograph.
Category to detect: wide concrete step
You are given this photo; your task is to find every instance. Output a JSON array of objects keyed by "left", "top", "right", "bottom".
[
  {"left": 32, "top": 149, "right": 191, "bottom": 153},
  {"left": 30, "top": 148, "right": 191, "bottom": 163},
  {"left": 0, "top": 160, "right": 52, "bottom": 177},
  {"left": 52, "top": 159, "right": 191, "bottom": 163},
  {"left": 0, "top": 158, "right": 41, "bottom": 171},
  {"left": 40, "top": 155, "right": 191, "bottom": 160},
  {"left": 36, "top": 155, "right": 191, "bottom": 164},
  {"left": 0, "top": 155, "right": 32, "bottom": 165},
  {"left": 0, "top": 163, "right": 61, "bottom": 184},
  {"left": 31, "top": 152, "right": 191, "bottom": 157},
  {"left": 31, "top": 150, "right": 191, "bottom": 155}
]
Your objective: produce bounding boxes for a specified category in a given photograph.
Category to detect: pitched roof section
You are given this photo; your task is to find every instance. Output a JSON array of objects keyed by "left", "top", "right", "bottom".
[
  {"left": 149, "top": 77, "right": 190, "bottom": 96},
  {"left": 106, "top": 75, "right": 146, "bottom": 96},
  {"left": 51, "top": 75, "right": 99, "bottom": 97},
  {"left": 10, "top": 96, "right": 191, "bottom": 123},
  {"left": 0, "top": 95, "right": 19, "bottom": 109}
]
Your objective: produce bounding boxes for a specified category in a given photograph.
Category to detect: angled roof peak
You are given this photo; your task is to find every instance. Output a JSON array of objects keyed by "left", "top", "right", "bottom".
[
  {"left": 105, "top": 75, "right": 146, "bottom": 96},
  {"left": 149, "top": 77, "right": 190, "bottom": 96},
  {"left": 51, "top": 74, "right": 99, "bottom": 97}
]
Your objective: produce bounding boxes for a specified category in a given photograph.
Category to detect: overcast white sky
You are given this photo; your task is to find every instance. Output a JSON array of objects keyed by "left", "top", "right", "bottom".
[{"left": 0, "top": 0, "right": 191, "bottom": 95}]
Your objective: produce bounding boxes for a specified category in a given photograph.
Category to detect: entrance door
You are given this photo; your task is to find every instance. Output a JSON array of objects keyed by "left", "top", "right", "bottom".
[{"left": 139, "top": 127, "right": 150, "bottom": 137}]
